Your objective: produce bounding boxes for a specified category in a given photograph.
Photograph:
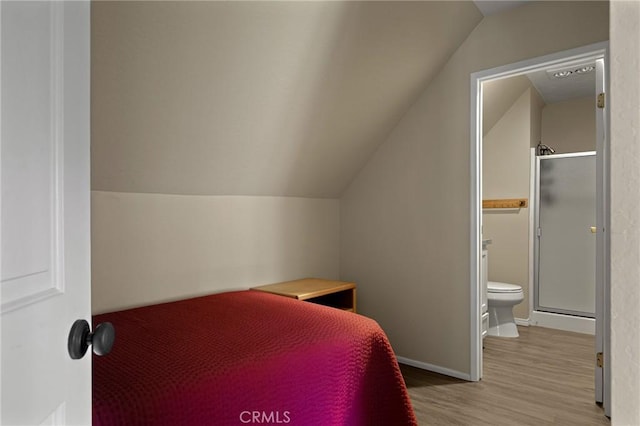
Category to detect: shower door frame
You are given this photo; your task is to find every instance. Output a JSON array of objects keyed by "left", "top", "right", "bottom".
[{"left": 533, "top": 151, "right": 597, "bottom": 318}]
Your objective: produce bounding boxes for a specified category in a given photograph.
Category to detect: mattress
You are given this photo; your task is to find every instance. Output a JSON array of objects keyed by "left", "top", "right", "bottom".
[{"left": 92, "top": 290, "right": 417, "bottom": 425}]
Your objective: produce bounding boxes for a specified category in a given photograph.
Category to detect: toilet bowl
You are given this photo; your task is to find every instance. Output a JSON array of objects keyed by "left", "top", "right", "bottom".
[{"left": 487, "top": 281, "right": 524, "bottom": 337}]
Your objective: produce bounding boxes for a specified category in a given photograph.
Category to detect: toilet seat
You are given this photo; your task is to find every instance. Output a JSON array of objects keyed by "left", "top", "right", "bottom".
[
  {"left": 487, "top": 281, "right": 524, "bottom": 338},
  {"left": 488, "top": 281, "right": 522, "bottom": 293}
]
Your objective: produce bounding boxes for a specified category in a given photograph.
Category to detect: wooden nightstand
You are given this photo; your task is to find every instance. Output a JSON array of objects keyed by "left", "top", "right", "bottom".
[{"left": 251, "top": 278, "right": 356, "bottom": 313}]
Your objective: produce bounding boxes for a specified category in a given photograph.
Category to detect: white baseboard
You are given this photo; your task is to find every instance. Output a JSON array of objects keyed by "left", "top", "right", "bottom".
[
  {"left": 396, "top": 356, "right": 472, "bottom": 381},
  {"left": 515, "top": 317, "right": 530, "bottom": 326},
  {"left": 530, "top": 310, "right": 595, "bottom": 335}
]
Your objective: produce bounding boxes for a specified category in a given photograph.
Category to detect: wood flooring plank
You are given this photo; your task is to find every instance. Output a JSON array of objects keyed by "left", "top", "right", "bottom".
[{"left": 400, "top": 326, "right": 609, "bottom": 425}]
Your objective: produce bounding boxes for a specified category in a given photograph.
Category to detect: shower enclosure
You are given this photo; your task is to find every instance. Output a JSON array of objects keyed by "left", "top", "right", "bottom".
[{"left": 534, "top": 151, "right": 596, "bottom": 317}]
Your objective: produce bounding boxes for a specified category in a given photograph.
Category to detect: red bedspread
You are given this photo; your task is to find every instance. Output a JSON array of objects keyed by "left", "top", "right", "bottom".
[{"left": 93, "top": 290, "right": 416, "bottom": 425}]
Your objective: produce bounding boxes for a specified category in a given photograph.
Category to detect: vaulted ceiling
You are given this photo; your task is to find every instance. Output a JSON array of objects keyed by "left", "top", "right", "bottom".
[
  {"left": 91, "top": 1, "right": 482, "bottom": 198},
  {"left": 472, "top": 0, "right": 530, "bottom": 17}
]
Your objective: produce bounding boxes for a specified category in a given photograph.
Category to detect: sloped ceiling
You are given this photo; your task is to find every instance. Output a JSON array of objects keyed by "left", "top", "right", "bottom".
[
  {"left": 92, "top": 1, "right": 482, "bottom": 198},
  {"left": 482, "top": 75, "right": 533, "bottom": 135},
  {"left": 472, "top": 0, "right": 531, "bottom": 17}
]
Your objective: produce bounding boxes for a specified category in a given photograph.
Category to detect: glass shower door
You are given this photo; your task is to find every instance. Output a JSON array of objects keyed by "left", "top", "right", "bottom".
[{"left": 535, "top": 152, "right": 596, "bottom": 317}]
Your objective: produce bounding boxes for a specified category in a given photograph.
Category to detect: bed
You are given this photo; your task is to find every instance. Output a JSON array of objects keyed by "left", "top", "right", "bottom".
[{"left": 92, "top": 290, "right": 417, "bottom": 425}]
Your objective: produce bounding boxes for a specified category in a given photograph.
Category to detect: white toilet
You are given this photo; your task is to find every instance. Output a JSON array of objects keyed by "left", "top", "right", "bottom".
[{"left": 487, "top": 281, "right": 524, "bottom": 337}]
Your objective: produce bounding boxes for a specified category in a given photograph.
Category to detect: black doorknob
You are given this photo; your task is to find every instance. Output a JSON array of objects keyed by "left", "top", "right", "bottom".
[{"left": 68, "top": 319, "right": 115, "bottom": 360}]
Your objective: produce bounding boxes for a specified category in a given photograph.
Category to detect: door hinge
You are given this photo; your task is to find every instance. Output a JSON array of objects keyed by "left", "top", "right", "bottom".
[
  {"left": 537, "top": 227, "right": 542, "bottom": 237},
  {"left": 596, "top": 352, "right": 604, "bottom": 368},
  {"left": 597, "top": 93, "right": 605, "bottom": 109}
]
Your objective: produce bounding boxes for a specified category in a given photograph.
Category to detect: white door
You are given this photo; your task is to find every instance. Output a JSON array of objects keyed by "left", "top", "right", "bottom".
[
  {"left": 1, "top": 2, "right": 91, "bottom": 424},
  {"left": 594, "top": 57, "right": 610, "bottom": 416}
]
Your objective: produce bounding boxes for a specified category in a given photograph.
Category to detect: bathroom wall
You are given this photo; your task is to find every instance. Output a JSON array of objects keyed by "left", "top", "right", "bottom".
[
  {"left": 541, "top": 97, "right": 595, "bottom": 153},
  {"left": 484, "top": 87, "right": 594, "bottom": 322},
  {"left": 483, "top": 86, "right": 543, "bottom": 320},
  {"left": 482, "top": 75, "right": 532, "bottom": 136},
  {"left": 530, "top": 83, "right": 544, "bottom": 151}
]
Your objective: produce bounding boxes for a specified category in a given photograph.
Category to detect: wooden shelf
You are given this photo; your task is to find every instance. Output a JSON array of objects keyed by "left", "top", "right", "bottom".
[
  {"left": 483, "top": 198, "right": 528, "bottom": 209},
  {"left": 251, "top": 278, "right": 357, "bottom": 313}
]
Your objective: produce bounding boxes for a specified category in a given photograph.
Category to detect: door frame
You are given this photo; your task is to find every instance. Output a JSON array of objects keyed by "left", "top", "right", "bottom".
[{"left": 469, "top": 41, "right": 610, "bottom": 412}]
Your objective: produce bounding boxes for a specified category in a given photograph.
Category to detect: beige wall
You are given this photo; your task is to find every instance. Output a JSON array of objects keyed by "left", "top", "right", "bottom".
[
  {"left": 91, "top": 1, "right": 481, "bottom": 198},
  {"left": 542, "top": 97, "right": 596, "bottom": 153},
  {"left": 91, "top": 192, "right": 339, "bottom": 314},
  {"left": 340, "top": 1, "right": 608, "bottom": 376},
  {"left": 483, "top": 87, "right": 541, "bottom": 320},
  {"left": 610, "top": 1, "right": 640, "bottom": 423},
  {"left": 89, "top": 1, "right": 480, "bottom": 315},
  {"left": 531, "top": 85, "right": 545, "bottom": 149},
  {"left": 89, "top": 1, "right": 480, "bottom": 314},
  {"left": 482, "top": 75, "right": 533, "bottom": 136}
]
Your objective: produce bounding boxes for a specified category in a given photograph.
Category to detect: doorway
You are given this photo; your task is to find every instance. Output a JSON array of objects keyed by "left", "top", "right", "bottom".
[{"left": 469, "top": 41, "right": 610, "bottom": 416}]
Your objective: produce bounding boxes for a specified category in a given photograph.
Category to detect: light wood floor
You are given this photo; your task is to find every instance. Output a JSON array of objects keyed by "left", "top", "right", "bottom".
[{"left": 400, "top": 326, "right": 610, "bottom": 425}]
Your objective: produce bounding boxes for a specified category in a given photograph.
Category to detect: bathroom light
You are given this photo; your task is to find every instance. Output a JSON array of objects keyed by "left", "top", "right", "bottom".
[
  {"left": 575, "top": 65, "right": 595, "bottom": 74},
  {"left": 553, "top": 70, "right": 573, "bottom": 78},
  {"left": 550, "top": 64, "right": 595, "bottom": 79}
]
